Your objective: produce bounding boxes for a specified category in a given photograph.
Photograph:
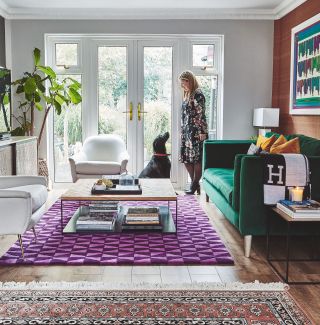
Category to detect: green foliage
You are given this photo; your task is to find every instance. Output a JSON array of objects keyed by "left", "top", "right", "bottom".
[{"left": 11, "top": 48, "right": 82, "bottom": 146}]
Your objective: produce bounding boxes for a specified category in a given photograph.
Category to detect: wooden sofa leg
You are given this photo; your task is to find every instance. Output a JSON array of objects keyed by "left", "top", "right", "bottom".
[
  {"left": 205, "top": 194, "right": 209, "bottom": 202},
  {"left": 244, "top": 235, "right": 252, "bottom": 258}
]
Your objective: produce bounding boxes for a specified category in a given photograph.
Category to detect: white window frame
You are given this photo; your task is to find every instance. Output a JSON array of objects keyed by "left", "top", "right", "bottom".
[{"left": 45, "top": 34, "right": 224, "bottom": 189}]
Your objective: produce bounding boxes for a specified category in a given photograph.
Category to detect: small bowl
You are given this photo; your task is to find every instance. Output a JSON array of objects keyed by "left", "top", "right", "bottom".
[{"left": 94, "top": 183, "right": 107, "bottom": 191}]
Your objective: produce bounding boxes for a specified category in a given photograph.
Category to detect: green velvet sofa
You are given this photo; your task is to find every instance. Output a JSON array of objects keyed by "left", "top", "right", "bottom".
[{"left": 202, "top": 133, "right": 320, "bottom": 257}]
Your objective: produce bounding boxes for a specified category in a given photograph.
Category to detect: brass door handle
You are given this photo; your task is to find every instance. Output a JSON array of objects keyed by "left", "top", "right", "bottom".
[
  {"left": 122, "top": 102, "right": 133, "bottom": 121},
  {"left": 137, "top": 102, "right": 147, "bottom": 121}
]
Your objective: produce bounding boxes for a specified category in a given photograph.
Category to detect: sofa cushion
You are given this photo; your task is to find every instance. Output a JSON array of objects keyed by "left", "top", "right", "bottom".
[
  {"left": 266, "top": 132, "right": 320, "bottom": 156},
  {"left": 270, "top": 137, "right": 300, "bottom": 154},
  {"left": 76, "top": 161, "right": 121, "bottom": 175},
  {"left": 203, "top": 168, "right": 234, "bottom": 204},
  {"left": 6, "top": 184, "right": 48, "bottom": 213}
]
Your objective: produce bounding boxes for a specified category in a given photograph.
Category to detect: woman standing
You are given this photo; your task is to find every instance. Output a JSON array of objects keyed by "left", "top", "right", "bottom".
[{"left": 179, "top": 71, "right": 208, "bottom": 195}]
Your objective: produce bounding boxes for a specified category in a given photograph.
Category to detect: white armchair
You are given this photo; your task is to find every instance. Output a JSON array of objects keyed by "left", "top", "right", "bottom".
[
  {"left": 69, "top": 134, "right": 130, "bottom": 182},
  {"left": 0, "top": 176, "right": 48, "bottom": 258}
]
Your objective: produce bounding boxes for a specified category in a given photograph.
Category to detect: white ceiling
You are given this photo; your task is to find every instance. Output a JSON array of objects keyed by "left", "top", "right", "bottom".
[{"left": 0, "top": 0, "right": 307, "bottom": 20}]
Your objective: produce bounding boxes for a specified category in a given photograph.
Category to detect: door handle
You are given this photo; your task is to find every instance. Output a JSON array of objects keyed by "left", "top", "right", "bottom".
[
  {"left": 137, "top": 102, "right": 147, "bottom": 121},
  {"left": 122, "top": 102, "right": 133, "bottom": 121}
]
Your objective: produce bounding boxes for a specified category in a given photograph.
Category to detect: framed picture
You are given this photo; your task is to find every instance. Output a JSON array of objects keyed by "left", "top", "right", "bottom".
[{"left": 290, "top": 13, "right": 320, "bottom": 115}]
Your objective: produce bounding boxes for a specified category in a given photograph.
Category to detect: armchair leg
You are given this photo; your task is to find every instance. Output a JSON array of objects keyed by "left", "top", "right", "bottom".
[
  {"left": 32, "top": 227, "right": 37, "bottom": 242},
  {"left": 244, "top": 235, "right": 252, "bottom": 258},
  {"left": 18, "top": 234, "right": 25, "bottom": 259},
  {"left": 205, "top": 194, "right": 209, "bottom": 202}
]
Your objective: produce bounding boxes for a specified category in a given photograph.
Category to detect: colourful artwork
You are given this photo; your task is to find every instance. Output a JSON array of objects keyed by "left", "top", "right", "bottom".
[{"left": 290, "top": 13, "right": 320, "bottom": 115}]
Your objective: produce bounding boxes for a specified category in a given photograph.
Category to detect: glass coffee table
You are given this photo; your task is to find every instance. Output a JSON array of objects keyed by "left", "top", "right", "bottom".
[{"left": 60, "top": 178, "right": 178, "bottom": 234}]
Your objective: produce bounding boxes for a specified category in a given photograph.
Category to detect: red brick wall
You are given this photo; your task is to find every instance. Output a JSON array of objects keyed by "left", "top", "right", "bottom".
[{"left": 272, "top": 0, "right": 320, "bottom": 138}]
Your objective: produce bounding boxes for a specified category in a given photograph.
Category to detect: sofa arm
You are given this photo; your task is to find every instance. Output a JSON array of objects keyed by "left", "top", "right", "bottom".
[
  {"left": 0, "top": 176, "right": 47, "bottom": 189},
  {"left": 0, "top": 190, "right": 32, "bottom": 235},
  {"left": 238, "top": 156, "right": 267, "bottom": 235},
  {"left": 203, "top": 140, "right": 253, "bottom": 170}
]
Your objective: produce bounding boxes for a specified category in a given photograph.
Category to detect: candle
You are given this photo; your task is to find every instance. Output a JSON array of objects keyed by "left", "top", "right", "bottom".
[{"left": 291, "top": 186, "right": 304, "bottom": 202}]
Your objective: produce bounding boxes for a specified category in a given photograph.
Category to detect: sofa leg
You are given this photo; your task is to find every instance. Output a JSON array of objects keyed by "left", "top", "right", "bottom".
[
  {"left": 205, "top": 194, "right": 209, "bottom": 202},
  {"left": 244, "top": 235, "right": 252, "bottom": 258},
  {"left": 32, "top": 227, "right": 37, "bottom": 242},
  {"left": 18, "top": 234, "right": 25, "bottom": 259}
]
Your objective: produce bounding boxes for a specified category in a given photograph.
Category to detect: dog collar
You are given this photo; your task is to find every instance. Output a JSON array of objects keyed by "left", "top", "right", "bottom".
[{"left": 153, "top": 153, "right": 171, "bottom": 157}]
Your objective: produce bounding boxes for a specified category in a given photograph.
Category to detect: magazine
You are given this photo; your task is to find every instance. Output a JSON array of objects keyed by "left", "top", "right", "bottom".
[
  {"left": 276, "top": 200, "right": 320, "bottom": 219},
  {"left": 278, "top": 200, "right": 320, "bottom": 213}
]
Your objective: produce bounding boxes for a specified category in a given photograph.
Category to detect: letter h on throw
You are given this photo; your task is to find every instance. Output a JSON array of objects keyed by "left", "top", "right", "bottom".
[{"left": 267, "top": 164, "right": 284, "bottom": 185}]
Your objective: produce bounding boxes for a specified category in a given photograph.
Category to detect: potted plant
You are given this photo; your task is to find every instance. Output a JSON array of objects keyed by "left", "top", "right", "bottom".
[
  {"left": 10, "top": 48, "right": 82, "bottom": 183},
  {"left": 11, "top": 48, "right": 82, "bottom": 147}
]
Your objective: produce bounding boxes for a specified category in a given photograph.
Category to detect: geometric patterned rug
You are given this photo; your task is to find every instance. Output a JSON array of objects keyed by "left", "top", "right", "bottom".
[
  {"left": 0, "top": 196, "right": 233, "bottom": 265},
  {"left": 0, "top": 282, "right": 311, "bottom": 324}
]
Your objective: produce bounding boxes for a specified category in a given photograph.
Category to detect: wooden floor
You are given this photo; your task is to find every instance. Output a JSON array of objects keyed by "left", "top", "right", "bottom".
[{"left": 0, "top": 186, "right": 319, "bottom": 323}]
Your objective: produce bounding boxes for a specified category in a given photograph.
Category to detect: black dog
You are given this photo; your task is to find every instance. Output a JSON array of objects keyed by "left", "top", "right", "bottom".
[{"left": 139, "top": 132, "right": 171, "bottom": 178}]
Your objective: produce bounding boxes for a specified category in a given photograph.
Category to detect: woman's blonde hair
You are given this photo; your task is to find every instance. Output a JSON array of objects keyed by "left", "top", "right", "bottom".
[{"left": 179, "top": 70, "right": 199, "bottom": 100}]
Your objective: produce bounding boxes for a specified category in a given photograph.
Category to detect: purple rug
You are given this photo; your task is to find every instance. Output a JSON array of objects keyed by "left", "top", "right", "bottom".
[{"left": 0, "top": 196, "right": 233, "bottom": 265}]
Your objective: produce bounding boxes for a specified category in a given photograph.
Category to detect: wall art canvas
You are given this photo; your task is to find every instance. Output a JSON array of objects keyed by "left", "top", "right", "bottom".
[{"left": 290, "top": 13, "right": 320, "bottom": 115}]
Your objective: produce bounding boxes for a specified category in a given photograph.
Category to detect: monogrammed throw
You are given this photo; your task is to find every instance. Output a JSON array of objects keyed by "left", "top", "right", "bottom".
[{"left": 263, "top": 154, "right": 310, "bottom": 205}]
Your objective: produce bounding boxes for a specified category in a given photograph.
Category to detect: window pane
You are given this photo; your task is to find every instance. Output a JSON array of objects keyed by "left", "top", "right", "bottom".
[
  {"left": 98, "top": 47, "right": 127, "bottom": 143},
  {"left": 54, "top": 75, "right": 82, "bottom": 182},
  {"left": 193, "top": 45, "right": 214, "bottom": 68},
  {"left": 143, "top": 47, "right": 172, "bottom": 167},
  {"left": 196, "top": 75, "right": 218, "bottom": 139},
  {"left": 55, "top": 43, "right": 78, "bottom": 67}
]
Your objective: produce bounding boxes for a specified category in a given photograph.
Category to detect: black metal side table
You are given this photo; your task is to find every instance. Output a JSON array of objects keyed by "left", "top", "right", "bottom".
[{"left": 267, "top": 207, "right": 320, "bottom": 285}]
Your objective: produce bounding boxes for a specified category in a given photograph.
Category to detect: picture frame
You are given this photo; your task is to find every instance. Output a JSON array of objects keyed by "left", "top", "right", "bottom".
[{"left": 289, "top": 13, "right": 320, "bottom": 115}]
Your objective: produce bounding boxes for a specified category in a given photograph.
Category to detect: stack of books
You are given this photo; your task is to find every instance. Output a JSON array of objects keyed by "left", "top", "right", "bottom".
[
  {"left": 76, "top": 201, "right": 119, "bottom": 231},
  {"left": 276, "top": 199, "right": 320, "bottom": 219},
  {"left": 123, "top": 207, "right": 162, "bottom": 230}
]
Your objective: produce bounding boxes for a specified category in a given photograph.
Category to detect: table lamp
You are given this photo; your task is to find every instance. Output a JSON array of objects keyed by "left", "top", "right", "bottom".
[{"left": 253, "top": 108, "right": 280, "bottom": 136}]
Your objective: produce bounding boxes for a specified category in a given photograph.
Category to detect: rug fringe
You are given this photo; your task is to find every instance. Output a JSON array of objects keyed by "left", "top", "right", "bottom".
[{"left": 0, "top": 280, "right": 288, "bottom": 291}]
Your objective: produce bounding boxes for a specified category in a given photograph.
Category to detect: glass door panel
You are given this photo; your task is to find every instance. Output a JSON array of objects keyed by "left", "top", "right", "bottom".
[
  {"left": 195, "top": 75, "right": 218, "bottom": 140},
  {"left": 142, "top": 47, "right": 173, "bottom": 169},
  {"left": 53, "top": 75, "right": 82, "bottom": 182},
  {"left": 98, "top": 46, "right": 127, "bottom": 143}
]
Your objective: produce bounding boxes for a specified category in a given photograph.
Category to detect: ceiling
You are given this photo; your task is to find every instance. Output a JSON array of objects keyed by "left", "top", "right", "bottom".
[{"left": 0, "top": 0, "right": 307, "bottom": 20}]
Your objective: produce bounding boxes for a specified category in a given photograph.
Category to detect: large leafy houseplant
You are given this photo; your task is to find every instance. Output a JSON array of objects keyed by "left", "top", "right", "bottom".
[{"left": 11, "top": 48, "right": 82, "bottom": 147}]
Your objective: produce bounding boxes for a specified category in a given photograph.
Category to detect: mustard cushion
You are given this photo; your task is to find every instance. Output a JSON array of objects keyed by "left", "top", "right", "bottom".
[
  {"left": 270, "top": 134, "right": 287, "bottom": 152},
  {"left": 270, "top": 137, "right": 300, "bottom": 154},
  {"left": 256, "top": 135, "right": 276, "bottom": 152}
]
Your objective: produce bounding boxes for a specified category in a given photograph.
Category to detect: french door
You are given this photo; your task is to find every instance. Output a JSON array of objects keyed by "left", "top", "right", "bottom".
[
  {"left": 46, "top": 35, "right": 223, "bottom": 187},
  {"left": 94, "top": 40, "right": 178, "bottom": 177}
]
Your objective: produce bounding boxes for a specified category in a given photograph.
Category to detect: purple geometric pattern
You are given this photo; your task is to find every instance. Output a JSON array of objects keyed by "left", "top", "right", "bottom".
[{"left": 0, "top": 196, "right": 233, "bottom": 265}]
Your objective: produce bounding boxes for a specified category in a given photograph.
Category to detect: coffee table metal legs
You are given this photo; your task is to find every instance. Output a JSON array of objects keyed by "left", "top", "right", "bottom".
[{"left": 60, "top": 199, "right": 63, "bottom": 230}]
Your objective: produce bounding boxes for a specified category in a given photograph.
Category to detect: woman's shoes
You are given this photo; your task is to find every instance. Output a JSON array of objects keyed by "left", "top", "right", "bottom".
[{"left": 185, "top": 182, "right": 200, "bottom": 195}]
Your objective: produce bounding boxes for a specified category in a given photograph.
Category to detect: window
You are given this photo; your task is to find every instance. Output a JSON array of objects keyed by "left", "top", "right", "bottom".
[
  {"left": 192, "top": 44, "right": 214, "bottom": 68},
  {"left": 55, "top": 43, "right": 79, "bottom": 68}
]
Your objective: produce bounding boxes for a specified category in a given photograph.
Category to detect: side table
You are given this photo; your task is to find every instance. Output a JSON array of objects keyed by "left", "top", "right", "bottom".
[{"left": 267, "top": 207, "right": 320, "bottom": 285}]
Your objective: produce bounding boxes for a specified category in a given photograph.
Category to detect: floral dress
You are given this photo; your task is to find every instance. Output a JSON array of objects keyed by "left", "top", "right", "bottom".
[{"left": 179, "top": 89, "right": 208, "bottom": 163}]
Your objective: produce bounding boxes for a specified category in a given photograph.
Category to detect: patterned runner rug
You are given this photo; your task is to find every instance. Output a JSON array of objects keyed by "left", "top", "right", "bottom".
[
  {"left": 0, "top": 196, "right": 233, "bottom": 265},
  {"left": 0, "top": 282, "right": 311, "bottom": 324}
]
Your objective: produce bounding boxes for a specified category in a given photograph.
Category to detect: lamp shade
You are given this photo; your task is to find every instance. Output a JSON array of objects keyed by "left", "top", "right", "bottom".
[{"left": 253, "top": 108, "right": 279, "bottom": 127}]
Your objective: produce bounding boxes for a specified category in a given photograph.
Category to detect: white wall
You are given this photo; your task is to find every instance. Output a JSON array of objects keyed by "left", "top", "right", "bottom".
[{"left": 7, "top": 19, "right": 274, "bottom": 158}]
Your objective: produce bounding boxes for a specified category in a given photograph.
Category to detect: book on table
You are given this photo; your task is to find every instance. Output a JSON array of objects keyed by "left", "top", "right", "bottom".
[
  {"left": 76, "top": 211, "right": 117, "bottom": 231},
  {"left": 124, "top": 206, "right": 161, "bottom": 226},
  {"left": 88, "top": 201, "right": 119, "bottom": 213},
  {"left": 276, "top": 199, "right": 320, "bottom": 219}
]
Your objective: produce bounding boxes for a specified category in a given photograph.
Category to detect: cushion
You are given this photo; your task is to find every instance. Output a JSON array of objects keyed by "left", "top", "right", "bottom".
[
  {"left": 203, "top": 168, "right": 234, "bottom": 204},
  {"left": 266, "top": 132, "right": 320, "bottom": 156},
  {"left": 6, "top": 185, "right": 48, "bottom": 213},
  {"left": 270, "top": 137, "right": 300, "bottom": 154},
  {"left": 270, "top": 134, "right": 287, "bottom": 152},
  {"left": 247, "top": 143, "right": 261, "bottom": 155},
  {"left": 256, "top": 135, "right": 277, "bottom": 151},
  {"left": 76, "top": 161, "right": 121, "bottom": 175}
]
